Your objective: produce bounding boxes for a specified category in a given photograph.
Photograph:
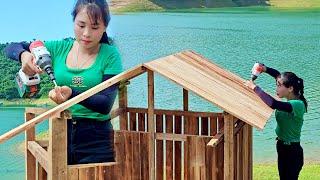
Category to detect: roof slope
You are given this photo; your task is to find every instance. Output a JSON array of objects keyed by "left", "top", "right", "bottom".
[{"left": 143, "top": 50, "right": 273, "bottom": 129}]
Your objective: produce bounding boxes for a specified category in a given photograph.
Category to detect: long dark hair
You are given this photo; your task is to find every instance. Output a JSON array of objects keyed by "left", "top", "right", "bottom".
[
  {"left": 72, "top": 0, "right": 111, "bottom": 44},
  {"left": 282, "top": 72, "right": 308, "bottom": 112}
]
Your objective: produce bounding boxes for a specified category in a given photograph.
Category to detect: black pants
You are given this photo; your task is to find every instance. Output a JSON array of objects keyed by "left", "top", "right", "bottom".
[
  {"left": 277, "top": 140, "right": 304, "bottom": 180},
  {"left": 67, "top": 118, "right": 115, "bottom": 165}
]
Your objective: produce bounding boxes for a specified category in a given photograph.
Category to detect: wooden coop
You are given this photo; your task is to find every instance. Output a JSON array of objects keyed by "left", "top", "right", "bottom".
[{"left": 0, "top": 50, "right": 273, "bottom": 180}]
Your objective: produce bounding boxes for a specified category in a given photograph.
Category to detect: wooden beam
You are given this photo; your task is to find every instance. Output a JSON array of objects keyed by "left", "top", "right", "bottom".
[
  {"left": 155, "top": 133, "right": 213, "bottom": 142},
  {"left": 155, "top": 114, "right": 164, "bottom": 180},
  {"left": 183, "top": 88, "right": 188, "bottom": 111},
  {"left": 25, "top": 107, "right": 48, "bottom": 115},
  {"left": 155, "top": 133, "right": 187, "bottom": 142},
  {"left": 27, "top": 141, "right": 49, "bottom": 172},
  {"left": 165, "top": 115, "right": 174, "bottom": 179},
  {"left": 38, "top": 162, "right": 47, "bottom": 180},
  {"left": 207, "top": 131, "right": 224, "bottom": 147},
  {"left": 119, "top": 82, "right": 129, "bottom": 130},
  {"left": 68, "top": 162, "right": 118, "bottom": 169},
  {"left": 0, "top": 65, "right": 146, "bottom": 144},
  {"left": 248, "top": 125, "right": 253, "bottom": 180},
  {"left": 233, "top": 120, "right": 246, "bottom": 136},
  {"left": 174, "top": 116, "right": 183, "bottom": 180},
  {"left": 36, "top": 140, "right": 49, "bottom": 148},
  {"left": 242, "top": 124, "right": 249, "bottom": 180},
  {"left": 25, "top": 113, "right": 36, "bottom": 180},
  {"left": 224, "top": 112, "right": 235, "bottom": 180},
  {"left": 127, "top": 107, "right": 222, "bottom": 118},
  {"left": 48, "top": 111, "right": 68, "bottom": 180},
  {"left": 147, "top": 70, "right": 155, "bottom": 180}
]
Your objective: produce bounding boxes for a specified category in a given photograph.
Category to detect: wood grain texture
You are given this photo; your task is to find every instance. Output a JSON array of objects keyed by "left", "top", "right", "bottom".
[
  {"left": 119, "top": 84, "right": 128, "bottom": 130},
  {"left": 27, "top": 141, "right": 48, "bottom": 172},
  {"left": 143, "top": 51, "right": 273, "bottom": 129},
  {"left": 147, "top": 70, "right": 156, "bottom": 180},
  {"left": 48, "top": 115, "right": 68, "bottom": 180},
  {"left": 25, "top": 113, "right": 36, "bottom": 180},
  {"left": 165, "top": 115, "right": 174, "bottom": 180},
  {"left": 156, "top": 114, "right": 164, "bottom": 180},
  {"left": 224, "top": 113, "right": 235, "bottom": 180}
]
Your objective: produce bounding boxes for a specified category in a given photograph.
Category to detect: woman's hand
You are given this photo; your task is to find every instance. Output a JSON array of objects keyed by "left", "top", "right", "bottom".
[
  {"left": 21, "top": 51, "right": 43, "bottom": 76},
  {"left": 258, "top": 63, "right": 267, "bottom": 73},
  {"left": 244, "top": 80, "right": 257, "bottom": 91},
  {"left": 49, "top": 86, "right": 72, "bottom": 104}
]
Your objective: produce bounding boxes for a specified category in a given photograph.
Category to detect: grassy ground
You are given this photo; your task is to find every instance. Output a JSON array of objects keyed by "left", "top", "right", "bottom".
[
  {"left": 254, "top": 163, "right": 320, "bottom": 180},
  {"left": 269, "top": 0, "right": 320, "bottom": 8}
]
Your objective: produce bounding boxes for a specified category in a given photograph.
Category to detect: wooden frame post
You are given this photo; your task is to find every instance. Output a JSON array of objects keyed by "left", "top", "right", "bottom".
[
  {"left": 224, "top": 112, "right": 235, "bottom": 180},
  {"left": 38, "top": 162, "right": 47, "bottom": 180},
  {"left": 242, "top": 124, "right": 253, "bottom": 180},
  {"left": 48, "top": 111, "right": 69, "bottom": 180},
  {"left": 25, "top": 112, "right": 36, "bottom": 180},
  {"left": 119, "top": 82, "right": 128, "bottom": 130},
  {"left": 183, "top": 88, "right": 188, "bottom": 111},
  {"left": 147, "top": 70, "right": 155, "bottom": 180}
]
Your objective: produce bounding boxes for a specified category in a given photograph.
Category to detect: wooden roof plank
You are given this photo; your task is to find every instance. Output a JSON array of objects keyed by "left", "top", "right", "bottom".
[{"left": 143, "top": 51, "right": 273, "bottom": 129}]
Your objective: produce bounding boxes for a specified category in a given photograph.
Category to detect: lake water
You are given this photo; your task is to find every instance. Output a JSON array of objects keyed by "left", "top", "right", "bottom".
[{"left": 0, "top": 7, "right": 319, "bottom": 178}]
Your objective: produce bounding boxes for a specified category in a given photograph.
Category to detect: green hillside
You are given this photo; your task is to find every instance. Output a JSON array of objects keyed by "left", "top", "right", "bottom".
[
  {"left": 110, "top": 0, "right": 320, "bottom": 12},
  {"left": 269, "top": 0, "right": 320, "bottom": 8},
  {"left": 0, "top": 44, "right": 53, "bottom": 101}
]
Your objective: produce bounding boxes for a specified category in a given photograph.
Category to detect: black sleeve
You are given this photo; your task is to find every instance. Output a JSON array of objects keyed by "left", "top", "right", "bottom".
[
  {"left": 3, "top": 42, "right": 31, "bottom": 62},
  {"left": 254, "top": 86, "right": 293, "bottom": 113},
  {"left": 69, "top": 74, "right": 119, "bottom": 115},
  {"left": 265, "top": 67, "right": 281, "bottom": 80}
]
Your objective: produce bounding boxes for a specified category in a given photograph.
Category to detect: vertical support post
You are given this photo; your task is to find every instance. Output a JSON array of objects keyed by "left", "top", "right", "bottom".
[
  {"left": 224, "top": 112, "right": 235, "bottom": 180},
  {"left": 25, "top": 112, "right": 36, "bottom": 180},
  {"left": 38, "top": 162, "right": 47, "bottom": 180},
  {"left": 183, "top": 88, "right": 188, "bottom": 111},
  {"left": 242, "top": 124, "right": 253, "bottom": 180},
  {"left": 148, "top": 70, "right": 155, "bottom": 180},
  {"left": 182, "top": 88, "right": 188, "bottom": 180},
  {"left": 119, "top": 82, "right": 128, "bottom": 130},
  {"left": 248, "top": 125, "right": 253, "bottom": 180},
  {"left": 48, "top": 111, "right": 69, "bottom": 180}
]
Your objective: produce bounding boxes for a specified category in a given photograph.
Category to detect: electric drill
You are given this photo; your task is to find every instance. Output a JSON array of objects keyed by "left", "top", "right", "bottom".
[
  {"left": 251, "top": 62, "right": 264, "bottom": 81},
  {"left": 15, "top": 40, "right": 57, "bottom": 98}
]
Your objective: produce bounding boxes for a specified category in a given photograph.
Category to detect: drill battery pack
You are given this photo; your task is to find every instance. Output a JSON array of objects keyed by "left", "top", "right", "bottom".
[{"left": 15, "top": 69, "right": 41, "bottom": 98}]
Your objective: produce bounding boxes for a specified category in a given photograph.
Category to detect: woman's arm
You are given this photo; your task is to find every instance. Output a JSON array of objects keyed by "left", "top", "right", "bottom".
[
  {"left": 69, "top": 74, "right": 119, "bottom": 115},
  {"left": 4, "top": 42, "right": 31, "bottom": 62},
  {"left": 254, "top": 86, "right": 292, "bottom": 112},
  {"left": 265, "top": 66, "right": 281, "bottom": 80},
  {"left": 4, "top": 42, "right": 41, "bottom": 76}
]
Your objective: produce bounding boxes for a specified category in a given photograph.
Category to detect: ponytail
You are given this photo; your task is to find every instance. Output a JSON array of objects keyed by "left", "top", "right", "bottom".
[
  {"left": 282, "top": 72, "right": 308, "bottom": 112},
  {"left": 100, "top": 32, "right": 110, "bottom": 44},
  {"left": 297, "top": 78, "right": 308, "bottom": 112}
]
